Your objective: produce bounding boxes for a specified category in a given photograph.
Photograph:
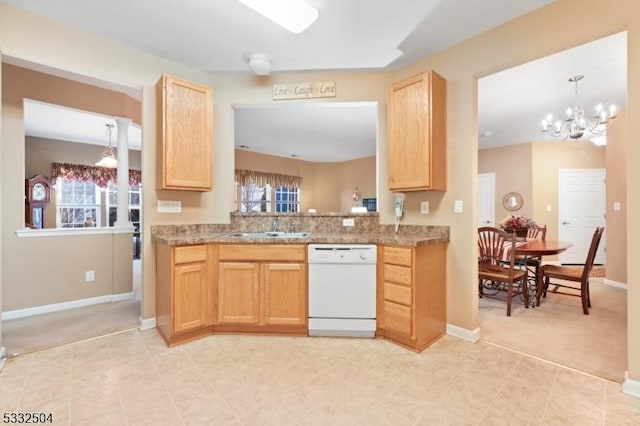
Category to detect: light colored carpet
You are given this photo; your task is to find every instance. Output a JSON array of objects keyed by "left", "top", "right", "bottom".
[
  {"left": 479, "top": 277, "right": 627, "bottom": 383},
  {"left": 1, "top": 298, "right": 140, "bottom": 356}
]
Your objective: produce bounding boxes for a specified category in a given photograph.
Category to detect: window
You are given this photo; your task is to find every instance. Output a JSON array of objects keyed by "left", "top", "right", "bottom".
[
  {"left": 275, "top": 186, "right": 300, "bottom": 212},
  {"left": 239, "top": 184, "right": 300, "bottom": 213},
  {"left": 55, "top": 177, "right": 101, "bottom": 228}
]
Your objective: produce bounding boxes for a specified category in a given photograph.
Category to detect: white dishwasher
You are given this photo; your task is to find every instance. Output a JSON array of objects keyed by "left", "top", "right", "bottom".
[{"left": 307, "top": 244, "right": 377, "bottom": 337}]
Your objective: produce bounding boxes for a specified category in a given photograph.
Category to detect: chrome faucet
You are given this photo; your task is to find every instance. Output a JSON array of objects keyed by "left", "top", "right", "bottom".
[{"left": 271, "top": 217, "right": 281, "bottom": 232}]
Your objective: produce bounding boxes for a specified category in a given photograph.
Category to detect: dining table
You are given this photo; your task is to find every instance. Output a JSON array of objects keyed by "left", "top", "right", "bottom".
[
  {"left": 512, "top": 239, "right": 573, "bottom": 307},
  {"left": 513, "top": 239, "right": 573, "bottom": 258}
]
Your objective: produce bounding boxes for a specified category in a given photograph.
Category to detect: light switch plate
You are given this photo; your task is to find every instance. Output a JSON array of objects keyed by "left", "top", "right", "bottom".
[
  {"left": 157, "top": 200, "right": 182, "bottom": 213},
  {"left": 420, "top": 201, "right": 429, "bottom": 214},
  {"left": 454, "top": 200, "right": 464, "bottom": 213},
  {"left": 342, "top": 218, "right": 355, "bottom": 227},
  {"left": 546, "top": 205, "right": 552, "bottom": 212}
]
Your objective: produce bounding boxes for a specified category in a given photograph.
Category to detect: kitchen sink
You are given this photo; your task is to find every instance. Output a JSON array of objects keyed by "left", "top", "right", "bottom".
[{"left": 227, "top": 231, "right": 312, "bottom": 238}]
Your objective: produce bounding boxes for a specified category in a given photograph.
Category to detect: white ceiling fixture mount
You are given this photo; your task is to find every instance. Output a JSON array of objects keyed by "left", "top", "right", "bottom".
[
  {"left": 236, "top": 0, "right": 318, "bottom": 34},
  {"left": 541, "top": 75, "right": 617, "bottom": 141},
  {"left": 246, "top": 53, "right": 272, "bottom": 75},
  {"left": 95, "top": 123, "right": 117, "bottom": 168}
]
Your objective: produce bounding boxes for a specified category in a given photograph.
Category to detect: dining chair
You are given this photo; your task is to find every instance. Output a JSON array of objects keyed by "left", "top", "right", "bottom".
[
  {"left": 478, "top": 226, "right": 529, "bottom": 316},
  {"left": 535, "top": 227, "right": 604, "bottom": 314},
  {"left": 516, "top": 224, "right": 547, "bottom": 275},
  {"left": 526, "top": 224, "right": 547, "bottom": 240}
]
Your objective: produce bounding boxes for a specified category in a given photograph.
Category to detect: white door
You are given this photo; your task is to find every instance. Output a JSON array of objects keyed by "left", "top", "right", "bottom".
[
  {"left": 558, "top": 169, "right": 605, "bottom": 264},
  {"left": 478, "top": 173, "right": 495, "bottom": 227}
]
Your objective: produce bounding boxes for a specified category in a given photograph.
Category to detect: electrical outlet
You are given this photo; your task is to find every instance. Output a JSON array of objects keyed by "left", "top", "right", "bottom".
[
  {"left": 420, "top": 201, "right": 429, "bottom": 214},
  {"left": 342, "top": 218, "right": 355, "bottom": 227},
  {"left": 85, "top": 270, "right": 95, "bottom": 282},
  {"left": 454, "top": 200, "right": 464, "bottom": 213}
]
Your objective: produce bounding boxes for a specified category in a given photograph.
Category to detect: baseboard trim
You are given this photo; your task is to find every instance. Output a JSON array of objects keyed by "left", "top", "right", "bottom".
[
  {"left": 138, "top": 316, "right": 156, "bottom": 331},
  {"left": 1, "top": 292, "right": 135, "bottom": 321},
  {"left": 623, "top": 371, "right": 640, "bottom": 398},
  {"left": 602, "top": 278, "right": 627, "bottom": 289},
  {"left": 446, "top": 323, "right": 481, "bottom": 342}
]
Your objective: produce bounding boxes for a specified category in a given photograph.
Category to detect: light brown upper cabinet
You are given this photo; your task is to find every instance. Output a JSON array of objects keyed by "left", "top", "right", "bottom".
[
  {"left": 156, "top": 73, "right": 213, "bottom": 191},
  {"left": 388, "top": 71, "right": 447, "bottom": 191}
]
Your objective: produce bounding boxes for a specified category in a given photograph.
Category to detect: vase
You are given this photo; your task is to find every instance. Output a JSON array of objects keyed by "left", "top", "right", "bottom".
[{"left": 514, "top": 227, "right": 528, "bottom": 238}]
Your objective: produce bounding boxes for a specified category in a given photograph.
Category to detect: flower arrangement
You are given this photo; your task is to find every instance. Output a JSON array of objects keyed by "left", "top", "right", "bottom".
[{"left": 499, "top": 215, "right": 536, "bottom": 230}]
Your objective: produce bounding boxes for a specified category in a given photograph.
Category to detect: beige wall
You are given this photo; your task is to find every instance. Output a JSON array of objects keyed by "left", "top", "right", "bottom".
[
  {"left": 4, "top": 233, "right": 132, "bottom": 311},
  {"left": 479, "top": 143, "right": 533, "bottom": 220},
  {"left": 235, "top": 150, "right": 375, "bottom": 212},
  {"left": 606, "top": 109, "right": 628, "bottom": 284},
  {"left": 26, "top": 136, "right": 142, "bottom": 177},
  {"left": 1, "top": 0, "right": 639, "bottom": 385}
]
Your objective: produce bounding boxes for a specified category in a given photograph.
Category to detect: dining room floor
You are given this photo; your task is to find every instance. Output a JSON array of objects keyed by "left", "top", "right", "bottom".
[
  {"left": 1, "top": 329, "right": 639, "bottom": 425},
  {"left": 479, "top": 277, "right": 627, "bottom": 383}
]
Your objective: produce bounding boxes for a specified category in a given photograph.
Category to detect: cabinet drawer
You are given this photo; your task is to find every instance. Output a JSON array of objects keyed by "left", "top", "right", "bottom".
[
  {"left": 384, "top": 301, "right": 413, "bottom": 337},
  {"left": 384, "top": 246, "right": 412, "bottom": 267},
  {"left": 383, "top": 264, "right": 412, "bottom": 286},
  {"left": 174, "top": 245, "right": 207, "bottom": 264},
  {"left": 219, "top": 244, "right": 306, "bottom": 262},
  {"left": 384, "top": 282, "right": 412, "bottom": 306}
]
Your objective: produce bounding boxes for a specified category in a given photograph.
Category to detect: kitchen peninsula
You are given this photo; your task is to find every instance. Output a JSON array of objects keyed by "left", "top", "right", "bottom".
[{"left": 153, "top": 212, "right": 448, "bottom": 352}]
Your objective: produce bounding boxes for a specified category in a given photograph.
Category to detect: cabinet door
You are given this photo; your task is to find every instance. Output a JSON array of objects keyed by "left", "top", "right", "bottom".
[
  {"left": 157, "top": 74, "right": 213, "bottom": 191},
  {"left": 263, "top": 263, "right": 307, "bottom": 326},
  {"left": 217, "top": 262, "right": 260, "bottom": 324},
  {"left": 173, "top": 262, "right": 210, "bottom": 334},
  {"left": 388, "top": 71, "right": 446, "bottom": 191}
]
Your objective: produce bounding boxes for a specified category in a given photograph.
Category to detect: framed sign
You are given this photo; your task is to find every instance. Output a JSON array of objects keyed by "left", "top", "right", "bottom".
[{"left": 273, "top": 81, "right": 336, "bottom": 100}]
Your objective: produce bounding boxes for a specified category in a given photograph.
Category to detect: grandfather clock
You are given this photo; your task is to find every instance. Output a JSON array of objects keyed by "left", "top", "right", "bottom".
[{"left": 25, "top": 174, "right": 51, "bottom": 229}]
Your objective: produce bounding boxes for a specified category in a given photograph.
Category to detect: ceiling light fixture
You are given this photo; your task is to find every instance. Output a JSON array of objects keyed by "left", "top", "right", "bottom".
[
  {"left": 95, "top": 123, "right": 117, "bottom": 168},
  {"left": 541, "top": 75, "right": 616, "bottom": 141},
  {"left": 246, "top": 53, "right": 272, "bottom": 75},
  {"left": 236, "top": 0, "right": 318, "bottom": 34}
]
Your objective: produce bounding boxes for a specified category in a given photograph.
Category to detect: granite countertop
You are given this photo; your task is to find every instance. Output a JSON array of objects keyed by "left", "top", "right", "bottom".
[{"left": 153, "top": 231, "right": 448, "bottom": 247}]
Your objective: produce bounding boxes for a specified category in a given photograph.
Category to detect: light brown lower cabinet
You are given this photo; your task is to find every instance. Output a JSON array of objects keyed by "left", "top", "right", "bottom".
[
  {"left": 378, "top": 243, "right": 446, "bottom": 351},
  {"left": 155, "top": 241, "right": 446, "bottom": 349},
  {"left": 155, "top": 243, "right": 215, "bottom": 346},
  {"left": 215, "top": 244, "right": 307, "bottom": 334}
]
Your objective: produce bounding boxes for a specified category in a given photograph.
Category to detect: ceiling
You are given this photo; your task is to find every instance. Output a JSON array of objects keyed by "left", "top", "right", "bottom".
[
  {"left": 6, "top": 0, "right": 626, "bottom": 157},
  {"left": 478, "top": 31, "right": 627, "bottom": 149},
  {"left": 4, "top": 0, "right": 555, "bottom": 73}
]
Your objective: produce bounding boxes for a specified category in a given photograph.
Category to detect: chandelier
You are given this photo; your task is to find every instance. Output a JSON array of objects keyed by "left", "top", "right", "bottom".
[
  {"left": 95, "top": 123, "right": 117, "bottom": 168},
  {"left": 541, "top": 75, "right": 616, "bottom": 141}
]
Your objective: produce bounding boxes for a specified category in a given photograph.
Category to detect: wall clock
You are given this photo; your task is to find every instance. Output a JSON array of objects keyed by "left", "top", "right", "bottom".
[{"left": 25, "top": 174, "right": 51, "bottom": 229}]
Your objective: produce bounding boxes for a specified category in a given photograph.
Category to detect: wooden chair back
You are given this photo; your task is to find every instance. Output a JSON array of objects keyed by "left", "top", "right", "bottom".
[
  {"left": 526, "top": 224, "right": 547, "bottom": 240},
  {"left": 478, "top": 226, "right": 528, "bottom": 316},
  {"left": 478, "top": 226, "right": 513, "bottom": 267},
  {"left": 581, "top": 226, "right": 605, "bottom": 280},
  {"left": 536, "top": 227, "right": 604, "bottom": 314}
]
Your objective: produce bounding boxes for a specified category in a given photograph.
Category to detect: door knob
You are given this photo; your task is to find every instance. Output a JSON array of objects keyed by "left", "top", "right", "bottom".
[{"left": 562, "top": 221, "right": 571, "bottom": 225}]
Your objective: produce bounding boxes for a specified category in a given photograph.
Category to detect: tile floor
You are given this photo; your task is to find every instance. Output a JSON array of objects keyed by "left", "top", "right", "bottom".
[{"left": 1, "top": 330, "right": 639, "bottom": 425}]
